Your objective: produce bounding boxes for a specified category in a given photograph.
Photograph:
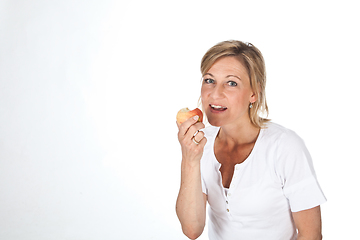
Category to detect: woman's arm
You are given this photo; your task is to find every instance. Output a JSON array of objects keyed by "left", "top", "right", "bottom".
[
  {"left": 175, "top": 116, "right": 207, "bottom": 240},
  {"left": 292, "top": 206, "right": 323, "bottom": 240},
  {"left": 176, "top": 162, "right": 207, "bottom": 239}
]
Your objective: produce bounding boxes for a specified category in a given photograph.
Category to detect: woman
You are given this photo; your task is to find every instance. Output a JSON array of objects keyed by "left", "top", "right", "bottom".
[{"left": 176, "top": 40, "right": 326, "bottom": 240}]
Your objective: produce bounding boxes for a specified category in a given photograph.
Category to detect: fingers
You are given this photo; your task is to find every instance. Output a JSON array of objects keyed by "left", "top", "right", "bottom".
[
  {"left": 177, "top": 115, "right": 199, "bottom": 131},
  {"left": 182, "top": 125, "right": 206, "bottom": 149},
  {"left": 178, "top": 116, "right": 204, "bottom": 136},
  {"left": 192, "top": 130, "right": 204, "bottom": 144},
  {"left": 178, "top": 117, "right": 198, "bottom": 138},
  {"left": 176, "top": 115, "right": 207, "bottom": 163},
  {"left": 198, "top": 135, "right": 207, "bottom": 147},
  {"left": 177, "top": 115, "right": 206, "bottom": 149},
  {"left": 192, "top": 132, "right": 207, "bottom": 149}
]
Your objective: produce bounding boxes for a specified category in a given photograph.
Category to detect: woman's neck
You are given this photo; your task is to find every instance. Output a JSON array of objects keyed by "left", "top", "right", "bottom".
[{"left": 217, "top": 120, "right": 260, "bottom": 147}]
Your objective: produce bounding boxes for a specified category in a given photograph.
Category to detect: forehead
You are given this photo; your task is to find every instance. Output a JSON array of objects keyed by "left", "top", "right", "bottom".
[{"left": 206, "top": 56, "right": 249, "bottom": 79}]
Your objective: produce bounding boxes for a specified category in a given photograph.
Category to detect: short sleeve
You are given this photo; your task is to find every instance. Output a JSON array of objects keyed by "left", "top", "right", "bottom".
[{"left": 275, "top": 130, "right": 326, "bottom": 212}]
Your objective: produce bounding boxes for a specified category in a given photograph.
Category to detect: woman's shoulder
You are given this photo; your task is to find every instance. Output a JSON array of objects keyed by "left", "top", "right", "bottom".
[{"left": 262, "top": 122, "right": 304, "bottom": 146}]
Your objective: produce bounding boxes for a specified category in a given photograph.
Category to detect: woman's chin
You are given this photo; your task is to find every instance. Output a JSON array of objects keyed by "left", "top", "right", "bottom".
[{"left": 208, "top": 118, "right": 225, "bottom": 127}]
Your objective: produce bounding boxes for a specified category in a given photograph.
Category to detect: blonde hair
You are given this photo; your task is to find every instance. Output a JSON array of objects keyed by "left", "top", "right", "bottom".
[{"left": 200, "top": 40, "right": 270, "bottom": 128}]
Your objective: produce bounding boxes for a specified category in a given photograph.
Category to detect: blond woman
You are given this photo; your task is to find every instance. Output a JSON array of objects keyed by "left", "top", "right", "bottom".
[{"left": 176, "top": 40, "right": 326, "bottom": 240}]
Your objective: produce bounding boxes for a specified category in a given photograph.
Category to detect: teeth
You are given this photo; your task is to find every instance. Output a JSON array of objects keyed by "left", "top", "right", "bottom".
[{"left": 211, "top": 104, "right": 226, "bottom": 109}]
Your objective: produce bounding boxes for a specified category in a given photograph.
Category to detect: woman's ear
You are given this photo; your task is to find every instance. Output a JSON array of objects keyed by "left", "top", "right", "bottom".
[
  {"left": 250, "top": 91, "right": 258, "bottom": 103},
  {"left": 250, "top": 82, "right": 260, "bottom": 103}
]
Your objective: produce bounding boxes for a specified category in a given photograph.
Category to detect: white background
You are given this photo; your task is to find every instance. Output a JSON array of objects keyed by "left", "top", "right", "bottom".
[{"left": 1, "top": 0, "right": 359, "bottom": 239}]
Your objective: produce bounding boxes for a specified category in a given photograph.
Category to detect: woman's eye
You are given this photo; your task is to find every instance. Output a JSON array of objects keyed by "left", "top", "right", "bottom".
[
  {"left": 227, "top": 81, "right": 237, "bottom": 86},
  {"left": 204, "top": 78, "right": 215, "bottom": 84}
]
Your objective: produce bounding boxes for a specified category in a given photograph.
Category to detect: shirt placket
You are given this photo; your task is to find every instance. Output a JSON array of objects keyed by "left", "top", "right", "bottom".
[{"left": 225, "top": 164, "right": 241, "bottom": 217}]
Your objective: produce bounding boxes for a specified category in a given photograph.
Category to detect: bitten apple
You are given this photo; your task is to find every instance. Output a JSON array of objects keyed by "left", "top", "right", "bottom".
[{"left": 176, "top": 108, "right": 203, "bottom": 125}]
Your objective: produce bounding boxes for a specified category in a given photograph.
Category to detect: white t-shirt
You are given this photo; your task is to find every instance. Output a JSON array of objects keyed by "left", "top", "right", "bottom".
[{"left": 200, "top": 122, "right": 326, "bottom": 240}]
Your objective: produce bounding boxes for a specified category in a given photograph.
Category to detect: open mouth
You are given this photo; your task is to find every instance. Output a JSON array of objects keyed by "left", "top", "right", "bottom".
[{"left": 210, "top": 104, "right": 227, "bottom": 112}]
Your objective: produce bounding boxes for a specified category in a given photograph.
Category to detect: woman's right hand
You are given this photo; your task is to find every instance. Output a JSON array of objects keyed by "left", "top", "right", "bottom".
[{"left": 177, "top": 115, "right": 207, "bottom": 163}]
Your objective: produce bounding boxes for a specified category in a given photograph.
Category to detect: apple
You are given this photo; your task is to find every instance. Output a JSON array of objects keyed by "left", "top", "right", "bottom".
[{"left": 176, "top": 107, "right": 203, "bottom": 125}]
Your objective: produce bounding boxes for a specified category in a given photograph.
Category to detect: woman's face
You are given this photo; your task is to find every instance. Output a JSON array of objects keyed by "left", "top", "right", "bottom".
[{"left": 201, "top": 56, "right": 256, "bottom": 127}]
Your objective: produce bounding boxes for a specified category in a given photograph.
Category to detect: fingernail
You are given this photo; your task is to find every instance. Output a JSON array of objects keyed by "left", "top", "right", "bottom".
[{"left": 193, "top": 115, "right": 199, "bottom": 121}]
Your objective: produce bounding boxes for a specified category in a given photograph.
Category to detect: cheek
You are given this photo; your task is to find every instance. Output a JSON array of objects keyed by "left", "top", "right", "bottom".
[
  {"left": 227, "top": 92, "right": 251, "bottom": 115},
  {"left": 200, "top": 86, "right": 209, "bottom": 100},
  {"left": 229, "top": 91, "right": 246, "bottom": 104}
]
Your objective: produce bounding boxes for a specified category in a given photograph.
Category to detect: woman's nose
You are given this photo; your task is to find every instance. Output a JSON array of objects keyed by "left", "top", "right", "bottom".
[{"left": 210, "top": 85, "right": 225, "bottom": 99}]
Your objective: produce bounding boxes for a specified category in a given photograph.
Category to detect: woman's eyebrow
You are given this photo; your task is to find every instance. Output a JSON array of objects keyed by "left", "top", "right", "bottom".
[
  {"left": 203, "top": 73, "right": 214, "bottom": 77},
  {"left": 203, "top": 73, "right": 242, "bottom": 81},
  {"left": 226, "top": 75, "right": 242, "bottom": 81}
]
